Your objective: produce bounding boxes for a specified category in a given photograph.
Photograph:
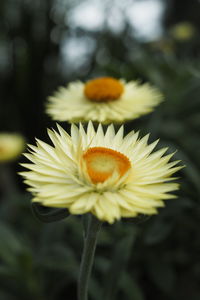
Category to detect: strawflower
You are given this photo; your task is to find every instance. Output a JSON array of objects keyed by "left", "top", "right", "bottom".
[
  {"left": 46, "top": 77, "right": 163, "bottom": 124},
  {"left": 0, "top": 133, "right": 25, "bottom": 163},
  {"left": 20, "top": 122, "right": 181, "bottom": 224},
  {"left": 170, "top": 22, "right": 196, "bottom": 41}
]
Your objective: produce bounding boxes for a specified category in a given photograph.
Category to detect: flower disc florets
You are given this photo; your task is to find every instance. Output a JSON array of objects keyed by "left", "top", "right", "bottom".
[
  {"left": 84, "top": 77, "right": 124, "bottom": 102},
  {"left": 82, "top": 147, "right": 131, "bottom": 184}
]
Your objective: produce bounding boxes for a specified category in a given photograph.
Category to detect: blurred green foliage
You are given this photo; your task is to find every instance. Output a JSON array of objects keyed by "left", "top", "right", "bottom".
[{"left": 1, "top": 0, "right": 200, "bottom": 299}]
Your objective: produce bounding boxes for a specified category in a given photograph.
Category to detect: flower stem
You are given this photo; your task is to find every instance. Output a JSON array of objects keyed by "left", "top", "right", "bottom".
[{"left": 78, "top": 214, "right": 102, "bottom": 300}]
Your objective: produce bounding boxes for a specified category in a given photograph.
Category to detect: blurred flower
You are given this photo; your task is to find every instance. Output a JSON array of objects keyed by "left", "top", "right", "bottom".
[
  {"left": 170, "top": 22, "right": 196, "bottom": 41},
  {"left": 0, "top": 133, "right": 25, "bottom": 163},
  {"left": 20, "top": 122, "right": 182, "bottom": 224},
  {"left": 46, "top": 77, "right": 163, "bottom": 124}
]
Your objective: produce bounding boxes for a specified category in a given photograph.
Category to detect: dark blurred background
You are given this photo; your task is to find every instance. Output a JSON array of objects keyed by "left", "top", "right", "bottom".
[{"left": 0, "top": 0, "right": 200, "bottom": 299}]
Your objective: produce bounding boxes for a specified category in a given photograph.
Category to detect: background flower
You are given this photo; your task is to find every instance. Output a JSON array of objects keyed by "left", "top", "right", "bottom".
[
  {"left": 46, "top": 77, "right": 163, "bottom": 124},
  {"left": 0, "top": 133, "right": 25, "bottom": 163},
  {"left": 170, "top": 22, "right": 196, "bottom": 41}
]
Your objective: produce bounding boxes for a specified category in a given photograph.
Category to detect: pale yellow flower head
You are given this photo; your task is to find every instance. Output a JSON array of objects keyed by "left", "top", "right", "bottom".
[
  {"left": 0, "top": 133, "right": 25, "bottom": 163},
  {"left": 170, "top": 22, "right": 196, "bottom": 41},
  {"left": 20, "top": 122, "right": 182, "bottom": 224},
  {"left": 46, "top": 77, "right": 163, "bottom": 124}
]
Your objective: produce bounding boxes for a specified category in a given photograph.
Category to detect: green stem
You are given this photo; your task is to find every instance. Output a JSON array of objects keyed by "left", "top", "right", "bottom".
[{"left": 78, "top": 214, "right": 102, "bottom": 300}]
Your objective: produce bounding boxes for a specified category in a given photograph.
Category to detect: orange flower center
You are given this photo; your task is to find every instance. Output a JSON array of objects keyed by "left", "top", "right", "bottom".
[
  {"left": 84, "top": 77, "right": 124, "bottom": 102},
  {"left": 82, "top": 147, "right": 131, "bottom": 184}
]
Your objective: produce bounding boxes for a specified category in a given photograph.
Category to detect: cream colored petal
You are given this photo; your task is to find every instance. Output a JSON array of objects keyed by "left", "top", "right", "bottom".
[
  {"left": 119, "top": 189, "right": 165, "bottom": 208},
  {"left": 20, "top": 171, "right": 70, "bottom": 184},
  {"left": 86, "top": 121, "right": 95, "bottom": 141},
  {"left": 112, "top": 125, "right": 124, "bottom": 148},
  {"left": 23, "top": 153, "right": 70, "bottom": 173},
  {"left": 35, "top": 139, "right": 60, "bottom": 163},
  {"left": 120, "top": 207, "right": 157, "bottom": 218},
  {"left": 69, "top": 192, "right": 98, "bottom": 214},
  {"left": 93, "top": 194, "right": 121, "bottom": 223},
  {"left": 70, "top": 123, "right": 80, "bottom": 148},
  {"left": 78, "top": 123, "right": 87, "bottom": 148},
  {"left": 95, "top": 124, "right": 105, "bottom": 145},
  {"left": 119, "top": 130, "right": 138, "bottom": 151},
  {"left": 127, "top": 183, "right": 179, "bottom": 196},
  {"left": 20, "top": 163, "right": 67, "bottom": 177},
  {"left": 104, "top": 124, "right": 115, "bottom": 146},
  {"left": 39, "top": 188, "right": 90, "bottom": 204},
  {"left": 132, "top": 139, "right": 159, "bottom": 163},
  {"left": 47, "top": 129, "right": 73, "bottom": 157},
  {"left": 103, "top": 191, "right": 132, "bottom": 210}
]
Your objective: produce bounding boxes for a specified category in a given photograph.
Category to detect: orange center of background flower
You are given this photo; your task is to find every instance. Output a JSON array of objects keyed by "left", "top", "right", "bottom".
[
  {"left": 83, "top": 147, "right": 131, "bottom": 183},
  {"left": 84, "top": 77, "right": 124, "bottom": 102}
]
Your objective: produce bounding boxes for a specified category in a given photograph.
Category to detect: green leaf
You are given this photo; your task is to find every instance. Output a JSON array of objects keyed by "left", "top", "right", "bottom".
[
  {"left": 146, "top": 259, "right": 176, "bottom": 293},
  {"left": 31, "top": 203, "right": 70, "bottom": 223},
  {"left": 0, "top": 222, "right": 23, "bottom": 265},
  {"left": 120, "top": 272, "right": 145, "bottom": 300},
  {"left": 103, "top": 230, "right": 137, "bottom": 300},
  {"left": 143, "top": 217, "right": 173, "bottom": 245}
]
